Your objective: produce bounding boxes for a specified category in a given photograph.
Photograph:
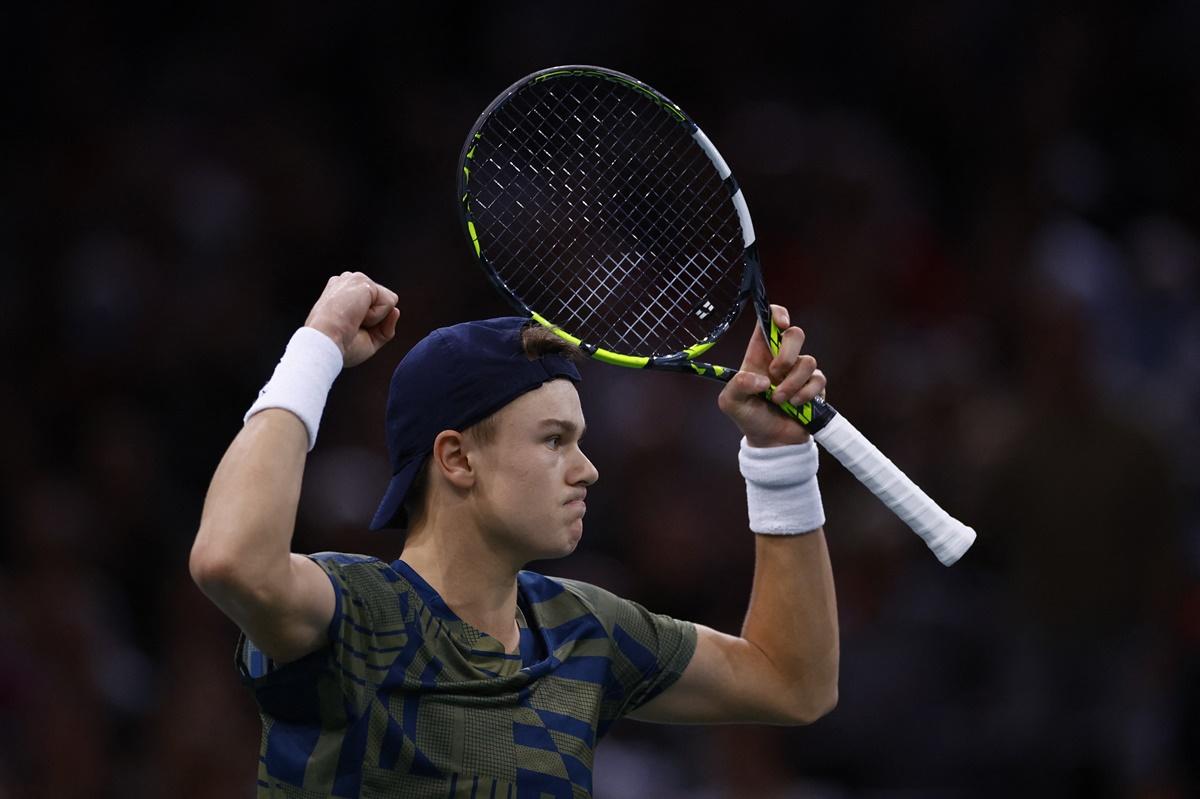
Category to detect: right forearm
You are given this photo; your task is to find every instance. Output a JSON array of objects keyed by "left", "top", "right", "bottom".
[
  {"left": 188, "top": 274, "right": 398, "bottom": 660},
  {"left": 191, "top": 324, "right": 343, "bottom": 594},
  {"left": 190, "top": 409, "right": 309, "bottom": 593}
]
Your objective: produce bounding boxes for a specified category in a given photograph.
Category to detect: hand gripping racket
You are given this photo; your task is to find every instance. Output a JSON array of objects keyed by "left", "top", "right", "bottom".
[{"left": 456, "top": 65, "right": 976, "bottom": 566}]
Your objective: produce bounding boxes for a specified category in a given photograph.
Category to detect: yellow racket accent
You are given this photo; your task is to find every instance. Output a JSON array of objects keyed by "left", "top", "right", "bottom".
[
  {"left": 533, "top": 68, "right": 686, "bottom": 122},
  {"left": 529, "top": 312, "right": 651, "bottom": 368},
  {"left": 760, "top": 316, "right": 813, "bottom": 418},
  {"left": 593, "top": 350, "right": 652, "bottom": 368},
  {"left": 787, "top": 399, "right": 815, "bottom": 424},
  {"left": 682, "top": 340, "right": 716, "bottom": 359},
  {"left": 467, "top": 221, "right": 481, "bottom": 256},
  {"left": 767, "top": 317, "right": 783, "bottom": 355},
  {"left": 763, "top": 384, "right": 815, "bottom": 424},
  {"left": 688, "top": 362, "right": 727, "bottom": 378}
]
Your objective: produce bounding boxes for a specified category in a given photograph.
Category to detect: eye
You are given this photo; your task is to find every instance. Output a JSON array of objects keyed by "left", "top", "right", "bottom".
[{"left": 546, "top": 435, "right": 562, "bottom": 450}]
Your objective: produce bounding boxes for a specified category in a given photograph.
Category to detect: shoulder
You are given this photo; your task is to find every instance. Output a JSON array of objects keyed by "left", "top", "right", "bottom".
[
  {"left": 306, "top": 552, "right": 412, "bottom": 609},
  {"left": 308, "top": 551, "right": 387, "bottom": 582},
  {"left": 305, "top": 553, "right": 421, "bottom": 641},
  {"left": 307, "top": 551, "right": 397, "bottom": 579},
  {"left": 522, "top": 572, "right": 698, "bottom": 707},
  {"left": 308, "top": 551, "right": 389, "bottom": 570},
  {"left": 519, "top": 571, "right": 646, "bottom": 631},
  {"left": 518, "top": 570, "right": 604, "bottom": 609},
  {"left": 547, "top": 575, "right": 619, "bottom": 611},
  {"left": 309, "top": 551, "right": 379, "bottom": 564}
]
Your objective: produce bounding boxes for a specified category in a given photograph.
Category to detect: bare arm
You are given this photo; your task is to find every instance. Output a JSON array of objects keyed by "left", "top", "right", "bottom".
[
  {"left": 632, "top": 304, "right": 839, "bottom": 725},
  {"left": 189, "top": 272, "right": 400, "bottom": 663},
  {"left": 632, "top": 532, "right": 838, "bottom": 725}
]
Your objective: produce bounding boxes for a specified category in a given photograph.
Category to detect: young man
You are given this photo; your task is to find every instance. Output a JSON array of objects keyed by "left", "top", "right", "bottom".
[{"left": 191, "top": 271, "right": 838, "bottom": 798}]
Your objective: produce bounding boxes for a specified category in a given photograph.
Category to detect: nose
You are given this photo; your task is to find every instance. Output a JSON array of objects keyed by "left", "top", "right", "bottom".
[{"left": 573, "top": 447, "right": 599, "bottom": 487}]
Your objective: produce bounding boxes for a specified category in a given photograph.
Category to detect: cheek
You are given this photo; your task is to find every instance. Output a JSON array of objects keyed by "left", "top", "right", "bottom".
[
  {"left": 495, "top": 452, "right": 559, "bottom": 514},
  {"left": 490, "top": 455, "right": 538, "bottom": 501}
]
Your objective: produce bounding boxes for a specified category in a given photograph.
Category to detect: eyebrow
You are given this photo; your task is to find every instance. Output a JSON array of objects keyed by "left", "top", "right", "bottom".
[{"left": 538, "top": 418, "right": 587, "bottom": 438}]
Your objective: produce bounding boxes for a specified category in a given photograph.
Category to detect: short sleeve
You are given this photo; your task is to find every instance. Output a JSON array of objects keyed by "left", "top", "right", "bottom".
[
  {"left": 236, "top": 552, "right": 412, "bottom": 715},
  {"left": 556, "top": 578, "right": 697, "bottom": 719}
]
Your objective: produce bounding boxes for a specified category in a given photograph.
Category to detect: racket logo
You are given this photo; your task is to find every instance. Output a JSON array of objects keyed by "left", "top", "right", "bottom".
[{"left": 695, "top": 300, "right": 715, "bottom": 320}]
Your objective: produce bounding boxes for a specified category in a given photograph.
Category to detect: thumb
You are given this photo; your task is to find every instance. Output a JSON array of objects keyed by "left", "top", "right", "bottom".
[
  {"left": 738, "top": 324, "right": 773, "bottom": 373},
  {"left": 718, "top": 369, "right": 770, "bottom": 422},
  {"left": 732, "top": 369, "right": 770, "bottom": 398}
]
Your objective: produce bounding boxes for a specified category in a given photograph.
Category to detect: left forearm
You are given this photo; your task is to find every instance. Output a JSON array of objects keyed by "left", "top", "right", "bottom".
[
  {"left": 634, "top": 304, "right": 839, "bottom": 726},
  {"left": 741, "top": 530, "right": 839, "bottom": 722}
]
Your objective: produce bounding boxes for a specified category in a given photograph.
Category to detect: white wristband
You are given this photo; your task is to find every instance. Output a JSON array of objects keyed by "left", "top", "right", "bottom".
[
  {"left": 738, "top": 437, "right": 825, "bottom": 535},
  {"left": 244, "top": 327, "right": 344, "bottom": 451}
]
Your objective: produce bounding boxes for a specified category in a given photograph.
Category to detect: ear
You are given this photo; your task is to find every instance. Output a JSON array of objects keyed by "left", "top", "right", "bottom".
[{"left": 431, "top": 429, "right": 475, "bottom": 490}]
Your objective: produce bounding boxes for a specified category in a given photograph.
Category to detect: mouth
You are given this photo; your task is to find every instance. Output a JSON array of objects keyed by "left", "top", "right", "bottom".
[{"left": 565, "top": 493, "right": 587, "bottom": 513}]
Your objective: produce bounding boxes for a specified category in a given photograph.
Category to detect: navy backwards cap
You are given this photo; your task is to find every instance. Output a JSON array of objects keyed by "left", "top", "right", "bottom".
[{"left": 369, "top": 316, "right": 581, "bottom": 531}]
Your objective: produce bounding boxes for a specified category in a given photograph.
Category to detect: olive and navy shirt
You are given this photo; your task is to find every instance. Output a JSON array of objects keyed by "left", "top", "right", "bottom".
[{"left": 236, "top": 553, "right": 698, "bottom": 798}]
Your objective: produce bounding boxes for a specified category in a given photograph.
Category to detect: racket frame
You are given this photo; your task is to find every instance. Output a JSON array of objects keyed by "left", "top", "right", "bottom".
[
  {"left": 457, "top": 65, "right": 976, "bottom": 565},
  {"left": 457, "top": 64, "right": 834, "bottom": 430}
]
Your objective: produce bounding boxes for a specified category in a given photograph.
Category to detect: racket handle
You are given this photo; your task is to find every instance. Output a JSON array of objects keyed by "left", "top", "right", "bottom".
[{"left": 812, "top": 413, "right": 976, "bottom": 566}]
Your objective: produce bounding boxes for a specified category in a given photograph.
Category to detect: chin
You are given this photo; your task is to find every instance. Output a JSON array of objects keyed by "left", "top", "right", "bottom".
[
  {"left": 540, "top": 526, "right": 584, "bottom": 561},
  {"left": 510, "top": 515, "right": 586, "bottom": 565}
]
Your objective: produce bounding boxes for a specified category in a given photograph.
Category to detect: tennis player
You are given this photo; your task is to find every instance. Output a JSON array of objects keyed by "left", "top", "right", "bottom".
[{"left": 191, "top": 271, "right": 838, "bottom": 797}]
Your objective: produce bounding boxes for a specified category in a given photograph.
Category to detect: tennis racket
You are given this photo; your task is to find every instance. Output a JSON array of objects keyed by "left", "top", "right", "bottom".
[{"left": 456, "top": 65, "right": 975, "bottom": 566}]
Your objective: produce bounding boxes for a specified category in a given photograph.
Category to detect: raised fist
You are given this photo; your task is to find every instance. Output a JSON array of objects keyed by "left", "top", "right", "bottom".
[{"left": 304, "top": 272, "right": 400, "bottom": 368}]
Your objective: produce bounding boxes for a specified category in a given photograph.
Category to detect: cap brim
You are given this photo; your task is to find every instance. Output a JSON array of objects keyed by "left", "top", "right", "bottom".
[{"left": 368, "top": 457, "right": 425, "bottom": 531}]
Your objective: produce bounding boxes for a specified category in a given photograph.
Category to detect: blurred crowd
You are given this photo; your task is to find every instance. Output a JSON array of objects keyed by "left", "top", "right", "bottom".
[{"left": 2, "top": 2, "right": 1198, "bottom": 796}]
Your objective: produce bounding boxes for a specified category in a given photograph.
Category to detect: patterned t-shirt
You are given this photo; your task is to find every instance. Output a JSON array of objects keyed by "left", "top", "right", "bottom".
[{"left": 236, "top": 553, "right": 697, "bottom": 798}]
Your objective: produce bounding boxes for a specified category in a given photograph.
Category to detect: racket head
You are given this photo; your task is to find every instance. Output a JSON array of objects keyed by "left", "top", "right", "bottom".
[{"left": 457, "top": 65, "right": 763, "bottom": 369}]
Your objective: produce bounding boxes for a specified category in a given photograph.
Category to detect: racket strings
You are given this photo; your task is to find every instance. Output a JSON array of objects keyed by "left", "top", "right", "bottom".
[
  {"left": 506, "top": 113, "right": 732, "bottom": 352},
  {"left": 467, "top": 74, "right": 745, "bottom": 356},
  {"left": 491, "top": 85, "right": 697, "bottom": 272},
  {"left": 486, "top": 81, "right": 732, "bottom": 321}
]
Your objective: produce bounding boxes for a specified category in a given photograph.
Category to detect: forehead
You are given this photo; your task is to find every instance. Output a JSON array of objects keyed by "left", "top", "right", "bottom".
[{"left": 494, "top": 379, "right": 584, "bottom": 429}]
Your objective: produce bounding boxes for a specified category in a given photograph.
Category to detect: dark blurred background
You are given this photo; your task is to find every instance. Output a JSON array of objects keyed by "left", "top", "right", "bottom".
[{"left": 2, "top": 1, "right": 1198, "bottom": 796}]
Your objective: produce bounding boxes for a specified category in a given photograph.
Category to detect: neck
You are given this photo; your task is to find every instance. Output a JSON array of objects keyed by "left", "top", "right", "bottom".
[{"left": 400, "top": 513, "right": 522, "bottom": 652}]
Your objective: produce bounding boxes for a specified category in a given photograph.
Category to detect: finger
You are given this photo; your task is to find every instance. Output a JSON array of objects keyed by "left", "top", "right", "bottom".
[
  {"left": 762, "top": 304, "right": 792, "bottom": 355},
  {"left": 788, "top": 368, "right": 827, "bottom": 407},
  {"left": 368, "top": 307, "right": 401, "bottom": 349},
  {"left": 359, "top": 277, "right": 399, "bottom": 310},
  {"left": 771, "top": 354, "right": 817, "bottom": 404},
  {"left": 770, "top": 304, "right": 790, "bottom": 332},
  {"left": 717, "top": 370, "right": 771, "bottom": 430},
  {"left": 382, "top": 306, "right": 400, "bottom": 340},
  {"left": 362, "top": 281, "right": 399, "bottom": 325},
  {"left": 739, "top": 305, "right": 795, "bottom": 372},
  {"left": 739, "top": 317, "right": 777, "bottom": 373},
  {"left": 768, "top": 326, "right": 806, "bottom": 385},
  {"left": 739, "top": 329, "right": 771, "bottom": 374},
  {"left": 362, "top": 300, "right": 392, "bottom": 327},
  {"left": 723, "top": 369, "right": 771, "bottom": 403},
  {"left": 370, "top": 304, "right": 399, "bottom": 335}
]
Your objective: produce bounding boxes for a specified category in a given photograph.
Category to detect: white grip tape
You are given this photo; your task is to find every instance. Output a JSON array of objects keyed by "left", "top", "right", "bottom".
[{"left": 812, "top": 414, "right": 976, "bottom": 566}]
